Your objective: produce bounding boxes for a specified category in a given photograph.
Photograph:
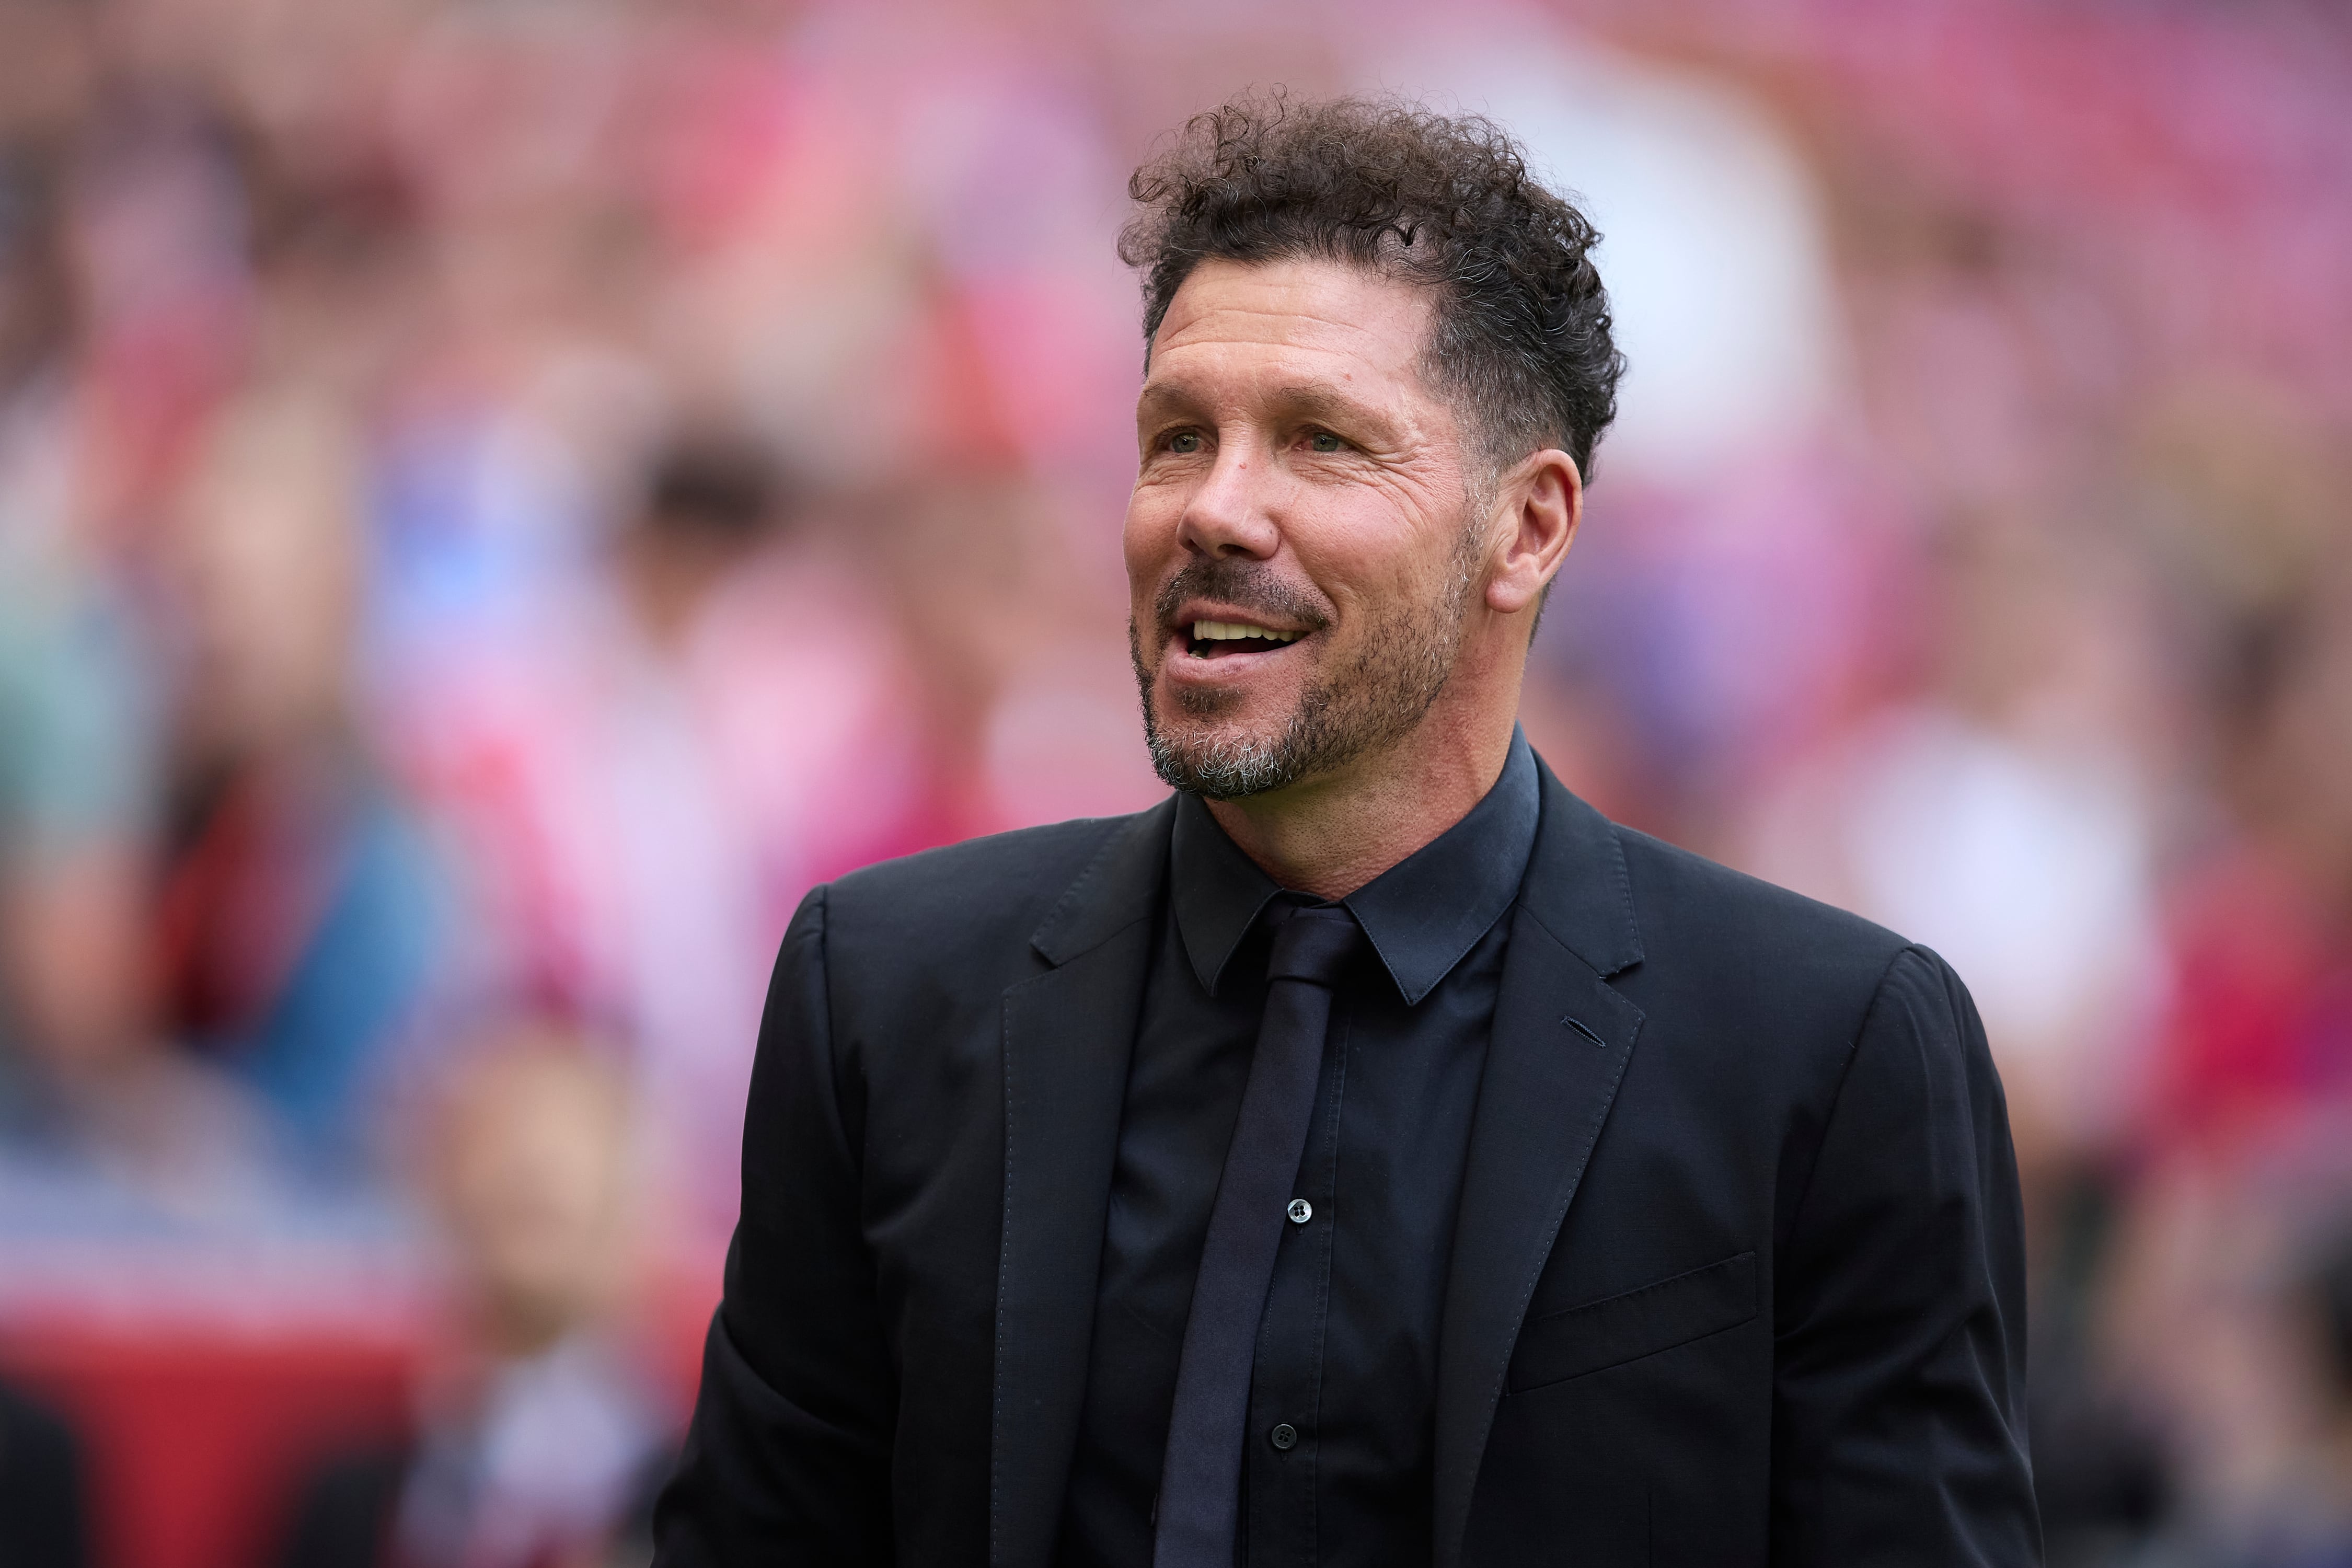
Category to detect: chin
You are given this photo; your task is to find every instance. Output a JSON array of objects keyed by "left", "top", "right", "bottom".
[
  {"left": 1167, "top": 680, "right": 1245, "bottom": 720},
  {"left": 1142, "top": 688, "right": 1324, "bottom": 800}
]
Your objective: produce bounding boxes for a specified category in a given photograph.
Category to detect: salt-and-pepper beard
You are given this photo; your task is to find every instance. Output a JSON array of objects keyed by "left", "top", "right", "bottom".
[{"left": 1131, "top": 520, "right": 1487, "bottom": 801}]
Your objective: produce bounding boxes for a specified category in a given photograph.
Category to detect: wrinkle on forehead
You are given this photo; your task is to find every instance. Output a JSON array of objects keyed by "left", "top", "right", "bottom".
[
  {"left": 1146, "top": 258, "right": 1437, "bottom": 378},
  {"left": 1140, "top": 260, "right": 1454, "bottom": 454}
]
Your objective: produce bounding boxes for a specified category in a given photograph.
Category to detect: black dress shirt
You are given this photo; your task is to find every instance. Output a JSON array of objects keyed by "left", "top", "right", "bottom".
[{"left": 1055, "top": 731, "right": 1542, "bottom": 1568}]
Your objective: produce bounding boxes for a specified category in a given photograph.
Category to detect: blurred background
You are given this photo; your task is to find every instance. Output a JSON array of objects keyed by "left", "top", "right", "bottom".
[{"left": 1, "top": 0, "right": 2349, "bottom": 1563}]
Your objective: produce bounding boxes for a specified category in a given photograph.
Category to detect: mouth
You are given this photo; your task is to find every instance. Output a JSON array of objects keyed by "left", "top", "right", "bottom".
[{"left": 1181, "top": 617, "right": 1308, "bottom": 660}]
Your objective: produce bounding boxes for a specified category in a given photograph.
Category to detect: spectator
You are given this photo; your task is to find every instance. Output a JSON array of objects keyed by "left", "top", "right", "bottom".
[
  {"left": 275, "top": 1021, "right": 673, "bottom": 1568},
  {"left": 384, "top": 430, "right": 930, "bottom": 1233},
  {"left": 0, "top": 130, "right": 270, "bottom": 1206},
  {"left": 153, "top": 390, "right": 443, "bottom": 1174}
]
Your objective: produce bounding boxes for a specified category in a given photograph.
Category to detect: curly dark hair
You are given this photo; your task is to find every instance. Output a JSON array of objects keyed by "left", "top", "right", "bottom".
[{"left": 1120, "top": 93, "right": 1625, "bottom": 486}]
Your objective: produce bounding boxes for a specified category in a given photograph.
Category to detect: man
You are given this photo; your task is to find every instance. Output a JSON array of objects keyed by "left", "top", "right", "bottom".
[{"left": 656, "top": 96, "right": 2038, "bottom": 1566}]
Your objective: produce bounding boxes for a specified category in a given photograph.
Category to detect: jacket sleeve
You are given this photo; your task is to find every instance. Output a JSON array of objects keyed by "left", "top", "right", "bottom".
[
  {"left": 1769, "top": 945, "right": 2040, "bottom": 1565},
  {"left": 655, "top": 886, "right": 898, "bottom": 1565}
]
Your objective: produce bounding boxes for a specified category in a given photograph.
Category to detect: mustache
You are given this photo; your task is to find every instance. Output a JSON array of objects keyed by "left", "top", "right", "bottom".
[{"left": 1151, "top": 557, "right": 1332, "bottom": 632}]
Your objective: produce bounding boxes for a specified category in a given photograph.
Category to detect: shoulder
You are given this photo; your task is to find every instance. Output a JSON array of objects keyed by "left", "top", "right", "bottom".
[
  {"left": 815, "top": 808, "right": 1163, "bottom": 971},
  {"left": 1559, "top": 820, "right": 1999, "bottom": 1147},
  {"left": 1598, "top": 823, "right": 1941, "bottom": 1051},
  {"left": 1613, "top": 823, "right": 1910, "bottom": 982}
]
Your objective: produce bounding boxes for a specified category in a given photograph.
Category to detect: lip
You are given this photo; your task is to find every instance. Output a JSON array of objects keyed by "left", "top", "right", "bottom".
[
  {"left": 1163, "top": 638, "right": 1302, "bottom": 686},
  {"left": 1168, "top": 598, "right": 1313, "bottom": 640},
  {"left": 1159, "top": 598, "right": 1317, "bottom": 687}
]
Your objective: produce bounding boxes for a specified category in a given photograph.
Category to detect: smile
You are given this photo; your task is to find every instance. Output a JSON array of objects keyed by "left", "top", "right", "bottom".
[{"left": 1185, "top": 619, "right": 1305, "bottom": 659}]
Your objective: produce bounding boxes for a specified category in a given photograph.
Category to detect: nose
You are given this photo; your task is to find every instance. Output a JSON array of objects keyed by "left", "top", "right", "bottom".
[{"left": 1177, "top": 441, "right": 1279, "bottom": 561}]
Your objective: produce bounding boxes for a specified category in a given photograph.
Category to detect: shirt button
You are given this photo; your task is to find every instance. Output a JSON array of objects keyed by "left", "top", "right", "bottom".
[
  {"left": 1286, "top": 1198, "right": 1312, "bottom": 1225},
  {"left": 1269, "top": 1423, "right": 1298, "bottom": 1451}
]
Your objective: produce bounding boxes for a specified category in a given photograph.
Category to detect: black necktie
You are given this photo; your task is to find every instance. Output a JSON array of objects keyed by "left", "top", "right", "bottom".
[{"left": 1152, "top": 902, "right": 1362, "bottom": 1568}]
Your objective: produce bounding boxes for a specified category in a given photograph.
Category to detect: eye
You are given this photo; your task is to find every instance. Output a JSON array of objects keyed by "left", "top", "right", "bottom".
[
  {"left": 1167, "top": 430, "right": 1203, "bottom": 454},
  {"left": 1307, "top": 430, "right": 1344, "bottom": 453}
]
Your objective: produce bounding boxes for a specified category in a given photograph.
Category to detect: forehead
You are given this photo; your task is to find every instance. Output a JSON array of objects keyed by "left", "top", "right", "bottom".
[{"left": 1146, "top": 257, "right": 1437, "bottom": 397}]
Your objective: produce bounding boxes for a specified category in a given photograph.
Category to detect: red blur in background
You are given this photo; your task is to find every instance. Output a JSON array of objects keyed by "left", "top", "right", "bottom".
[{"left": 2, "top": 2, "right": 2351, "bottom": 1566}]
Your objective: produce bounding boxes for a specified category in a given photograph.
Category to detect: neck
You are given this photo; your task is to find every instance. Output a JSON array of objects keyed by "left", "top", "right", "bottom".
[{"left": 1203, "top": 667, "right": 1523, "bottom": 900}]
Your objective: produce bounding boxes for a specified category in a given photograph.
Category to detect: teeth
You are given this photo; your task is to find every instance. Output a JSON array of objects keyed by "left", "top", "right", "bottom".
[{"left": 1190, "top": 619, "right": 1301, "bottom": 643}]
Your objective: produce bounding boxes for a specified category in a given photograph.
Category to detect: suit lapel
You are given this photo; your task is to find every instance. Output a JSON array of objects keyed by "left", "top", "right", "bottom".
[
  {"left": 1432, "top": 766, "right": 1647, "bottom": 1568},
  {"left": 990, "top": 801, "right": 1173, "bottom": 1568}
]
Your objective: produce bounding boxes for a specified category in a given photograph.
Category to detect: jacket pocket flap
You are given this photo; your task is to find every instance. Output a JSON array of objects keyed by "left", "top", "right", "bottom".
[{"left": 1507, "top": 1250, "right": 1757, "bottom": 1393}]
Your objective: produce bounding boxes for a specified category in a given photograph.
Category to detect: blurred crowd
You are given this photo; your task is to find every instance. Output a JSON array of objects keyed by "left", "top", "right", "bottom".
[{"left": 0, "top": 0, "right": 2348, "bottom": 1564}]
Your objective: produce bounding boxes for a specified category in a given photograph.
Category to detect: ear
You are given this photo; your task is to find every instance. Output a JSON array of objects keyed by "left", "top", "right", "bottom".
[{"left": 1484, "top": 448, "right": 1582, "bottom": 619}]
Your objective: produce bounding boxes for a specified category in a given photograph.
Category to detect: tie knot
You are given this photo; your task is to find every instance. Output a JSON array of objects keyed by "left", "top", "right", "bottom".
[{"left": 1264, "top": 904, "right": 1361, "bottom": 988}]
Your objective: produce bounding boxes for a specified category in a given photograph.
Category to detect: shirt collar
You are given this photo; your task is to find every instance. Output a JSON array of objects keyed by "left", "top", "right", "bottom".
[{"left": 1170, "top": 725, "right": 1542, "bottom": 1005}]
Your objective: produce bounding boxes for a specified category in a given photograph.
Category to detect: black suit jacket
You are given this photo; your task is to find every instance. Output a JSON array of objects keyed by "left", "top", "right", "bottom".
[{"left": 655, "top": 759, "right": 2039, "bottom": 1566}]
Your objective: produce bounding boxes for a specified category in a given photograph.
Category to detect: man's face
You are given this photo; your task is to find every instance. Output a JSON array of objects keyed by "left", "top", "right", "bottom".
[{"left": 1125, "top": 257, "right": 1488, "bottom": 799}]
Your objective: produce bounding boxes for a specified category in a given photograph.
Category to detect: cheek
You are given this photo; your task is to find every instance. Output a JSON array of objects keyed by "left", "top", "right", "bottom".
[
  {"left": 1287, "top": 508, "right": 1440, "bottom": 623},
  {"left": 1122, "top": 489, "right": 1181, "bottom": 591}
]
